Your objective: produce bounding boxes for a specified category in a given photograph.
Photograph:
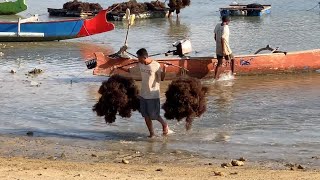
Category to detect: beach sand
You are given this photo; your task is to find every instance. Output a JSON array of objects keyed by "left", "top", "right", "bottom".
[
  {"left": 1, "top": 135, "right": 319, "bottom": 180},
  {"left": 1, "top": 156, "right": 320, "bottom": 180}
]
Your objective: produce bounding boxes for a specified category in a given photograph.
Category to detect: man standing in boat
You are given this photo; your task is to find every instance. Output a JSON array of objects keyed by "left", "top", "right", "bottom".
[
  {"left": 214, "top": 15, "right": 235, "bottom": 79},
  {"left": 136, "top": 48, "right": 169, "bottom": 138}
]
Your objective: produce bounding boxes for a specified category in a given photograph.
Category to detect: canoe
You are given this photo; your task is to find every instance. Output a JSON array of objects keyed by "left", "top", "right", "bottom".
[
  {"left": 0, "top": 0, "right": 27, "bottom": 15},
  {"left": 90, "top": 49, "right": 320, "bottom": 80},
  {"left": 0, "top": 9, "right": 114, "bottom": 42},
  {"left": 220, "top": 4, "right": 271, "bottom": 16}
]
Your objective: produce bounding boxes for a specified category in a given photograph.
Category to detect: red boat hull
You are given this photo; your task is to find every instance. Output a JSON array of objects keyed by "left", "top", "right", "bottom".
[{"left": 93, "top": 49, "right": 320, "bottom": 80}]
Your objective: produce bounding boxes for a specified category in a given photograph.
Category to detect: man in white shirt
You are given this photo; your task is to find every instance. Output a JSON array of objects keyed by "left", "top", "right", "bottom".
[
  {"left": 136, "top": 48, "right": 169, "bottom": 137},
  {"left": 214, "top": 16, "right": 235, "bottom": 79}
]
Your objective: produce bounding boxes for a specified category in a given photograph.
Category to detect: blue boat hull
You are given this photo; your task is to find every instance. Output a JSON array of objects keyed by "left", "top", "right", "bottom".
[
  {"left": 219, "top": 4, "right": 271, "bottom": 17},
  {"left": 0, "top": 10, "right": 115, "bottom": 42},
  {"left": 0, "top": 20, "right": 83, "bottom": 42}
]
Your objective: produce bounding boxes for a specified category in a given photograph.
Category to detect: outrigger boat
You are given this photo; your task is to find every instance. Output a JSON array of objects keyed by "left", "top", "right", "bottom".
[
  {"left": 0, "top": 9, "right": 114, "bottom": 42},
  {"left": 220, "top": 3, "right": 271, "bottom": 17},
  {"left": 87, "top": 40, "right": 320, "bottom": 80},
  {"left": 0, "top": 0, "right": 27, "bottom": 15}
]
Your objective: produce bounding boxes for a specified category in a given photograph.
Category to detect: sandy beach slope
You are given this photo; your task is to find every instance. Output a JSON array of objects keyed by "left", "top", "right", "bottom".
[{"left": 1, "top": 156, "right": 320, "bottom": 180}]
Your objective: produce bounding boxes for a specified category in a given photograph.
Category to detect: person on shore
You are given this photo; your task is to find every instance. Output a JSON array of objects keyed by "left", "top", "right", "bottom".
[
  {"left": 167, "top": 0, "right": 182, "bottom": 18},
  {"left": 214, "top": 15, "right": 235, "bottom": 79},
  {"left": 136, "top": 48, "right": 169, "bottom": 138}
]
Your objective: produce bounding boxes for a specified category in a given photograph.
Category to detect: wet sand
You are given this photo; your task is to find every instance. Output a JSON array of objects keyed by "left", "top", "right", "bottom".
[{"left": 1, "top": 135, "right": 319, "bottom": 180}]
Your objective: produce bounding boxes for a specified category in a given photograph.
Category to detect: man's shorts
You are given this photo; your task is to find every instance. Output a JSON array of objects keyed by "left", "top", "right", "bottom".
[
  {"left": 216, "top": 53, "right": 234, "bottom": 66},
  {"left": 139, "top": 97, "right": 160, "bottom": 120},
  {"left": 216, "top": 53, "right": 234, "bottom": 60}
]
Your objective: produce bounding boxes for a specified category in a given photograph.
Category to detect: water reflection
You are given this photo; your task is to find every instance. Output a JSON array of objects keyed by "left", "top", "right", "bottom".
[
  {"left": 167, "top": 17, "right": 190, "bottom": 41},
  {"left": 210, "top": 80, "right": 235, "bottom": 112}
]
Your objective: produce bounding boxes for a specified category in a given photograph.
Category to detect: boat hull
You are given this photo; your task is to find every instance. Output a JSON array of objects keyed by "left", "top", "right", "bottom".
[
  {"left": 0, "top": 9, "right": 114, "bottom": 42},
  {"left": 93, "top": 49, "right": 320, "bottom": 80},
  {"left": 220, "top": 4, "right": 271, "bottom": 17}
]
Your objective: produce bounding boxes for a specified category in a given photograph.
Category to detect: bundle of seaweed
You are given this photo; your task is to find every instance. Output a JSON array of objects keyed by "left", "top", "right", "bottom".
[
  {"left": 168, "top": 0, "right": 191, "bottom": 10},
  {"left": 162, "top": 77, "right": 208, "bottom": 130},
  {"left": 93, "top": 75, "right": 140, "bottom": 123},
  {"left": 63, "top": 0, "right": 102, "bottom": 12},
  {"left": 108, "top": 0, "right": 166, "bottom": 14}
]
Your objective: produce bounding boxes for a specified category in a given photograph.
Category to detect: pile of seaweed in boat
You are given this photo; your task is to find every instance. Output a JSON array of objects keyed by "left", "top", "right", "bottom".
[
  {"left": 63, "top": 0, "right": 102, "bottom": 12},
  {"left": 92, "top": 75, "right": 140, "bottom": 124},
  {"left": 108, "top": 0, "right": 166, "bottom": 14},
  {"left": 162, "top": 77, "right": 208, "bottom": 130}
]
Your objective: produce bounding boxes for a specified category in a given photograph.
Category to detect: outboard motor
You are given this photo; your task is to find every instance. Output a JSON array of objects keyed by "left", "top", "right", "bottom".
[{"left": 171, "top": 39, "right": 192, "bottom": 57}]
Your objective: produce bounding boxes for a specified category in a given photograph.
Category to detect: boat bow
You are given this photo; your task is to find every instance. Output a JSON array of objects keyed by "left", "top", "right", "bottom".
[{"left": 77, "top": 9, "right": 115, "bottom": 37}]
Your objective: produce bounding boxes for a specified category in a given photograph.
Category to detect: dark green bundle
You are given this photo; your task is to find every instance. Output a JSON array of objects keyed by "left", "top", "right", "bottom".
[
  {"left": 162, "top": 77, "right": 208, "bottom": 130},
  {"left": 63, "top": 0, "right": 102, "bottom": 12},
  {"left": 108, "top": 0, "right": 166, "bottom": 14},
  {"left": 93, "top": 75, "right": 140, "bottom": 123},
  {"left": 168, "top": 0, "right": 191, "bottom": 10}
]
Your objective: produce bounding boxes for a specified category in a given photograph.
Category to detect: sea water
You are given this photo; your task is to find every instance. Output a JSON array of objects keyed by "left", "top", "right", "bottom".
[{"left": 0, "top": 0, "right": 319, "bottom": 166}]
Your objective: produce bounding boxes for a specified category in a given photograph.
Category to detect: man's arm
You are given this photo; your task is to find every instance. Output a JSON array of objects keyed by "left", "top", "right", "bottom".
[
  {"left": 221, "top": 37, "right": 225, "bottom": 55},
  {"left": 161, "top": 64, "right": 167, "bottom": 81}
]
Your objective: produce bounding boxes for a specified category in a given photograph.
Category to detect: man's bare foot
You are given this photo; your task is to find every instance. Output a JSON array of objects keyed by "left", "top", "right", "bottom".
[
  {"left": 148, "top": 133, "right": 155, "bottom": 138},
  {"left": 163, "top": 125, "right": 169, "bottom": 136}
]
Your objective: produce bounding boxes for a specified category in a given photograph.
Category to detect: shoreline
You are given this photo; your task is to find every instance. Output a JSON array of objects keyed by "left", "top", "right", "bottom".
[{"left": 1, "top": 134, "right": 320, "bottom": 179}]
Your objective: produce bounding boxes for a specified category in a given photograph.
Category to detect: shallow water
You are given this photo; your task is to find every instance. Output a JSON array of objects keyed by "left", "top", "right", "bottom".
[{"left": 0, "top": 0, "right": 320, "bottom": 165}]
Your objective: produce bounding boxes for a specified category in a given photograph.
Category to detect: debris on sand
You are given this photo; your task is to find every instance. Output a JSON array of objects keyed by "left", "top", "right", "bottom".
[
  {"left": 28, "top": 68, "right": 43, "bottom": 75},
  {"left": 231, "top": 160, "right": 245, "bottom": 166},
  {"left": 10, "top": 69, "right": 16, "bottom": 74},
  {"left": 213, "top": 171, "right": 225, "bottom": 176},
  {"left": 122, "top": 159, "right": 129, "bottom": 164}
]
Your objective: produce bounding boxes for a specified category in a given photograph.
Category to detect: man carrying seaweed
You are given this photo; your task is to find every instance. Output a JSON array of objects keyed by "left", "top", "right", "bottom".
[{"left": 136, "top": 48, "right": 169, "bottom": 138}]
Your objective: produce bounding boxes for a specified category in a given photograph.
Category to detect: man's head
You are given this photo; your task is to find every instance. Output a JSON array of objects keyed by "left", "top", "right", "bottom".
[
  {"left": 222, "top": 16, "right": 231, "bottom": 24},
  {"left": 136, "top": 48, "right": 148, "bottom": 63}
]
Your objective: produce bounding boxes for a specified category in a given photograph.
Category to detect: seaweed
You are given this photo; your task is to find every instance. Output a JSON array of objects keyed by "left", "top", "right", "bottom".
[
  {"left": 63, "top": 0, "right": 102, "bottom": 12},
  {"left": 108, "top": 0, "right": 166, "bottom": 14},
  {"left": 162, "top": 77, "right": 208, "bottom": 130},
  {"left": 93, "top": 75, "right": 140, "bottom": 123}
]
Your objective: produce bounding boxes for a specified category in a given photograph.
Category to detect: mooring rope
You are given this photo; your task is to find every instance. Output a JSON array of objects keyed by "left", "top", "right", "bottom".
[{"left": 306, "top": 2, "right": 320, "bottom": 11}]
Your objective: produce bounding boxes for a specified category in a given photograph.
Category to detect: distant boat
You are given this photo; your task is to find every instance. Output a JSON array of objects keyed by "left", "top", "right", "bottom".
[
  {"left": 220, "top": 3, "right": 271, "bottom": 16},
  {"left": 0, "top": 9, "right": 115, "bottom": 42},
  {"left": 0, "top": 0, "right": 27, "bottom": 15}
]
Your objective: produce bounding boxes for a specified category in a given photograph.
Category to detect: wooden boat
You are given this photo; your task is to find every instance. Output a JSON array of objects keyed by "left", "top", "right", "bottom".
[
  {"left": 0, "top": 9, "right": 114, "bottom": 42},
  {"left": 220, "top": 3, "right": 271, "bottom": 16},
  {"left": 0, "top": 0, "right": 27, "bottom": 15},
  {"left": 90, "top": 48, "right": 320, "bottom": 81}
]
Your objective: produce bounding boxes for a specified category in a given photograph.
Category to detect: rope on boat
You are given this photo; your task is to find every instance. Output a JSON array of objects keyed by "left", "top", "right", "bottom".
[
  {"left": 107, "top": 3, "right": 121, "bottom": 13},
  {"left": 306, "top": 2, "right": 320, "bottom": 11}
]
